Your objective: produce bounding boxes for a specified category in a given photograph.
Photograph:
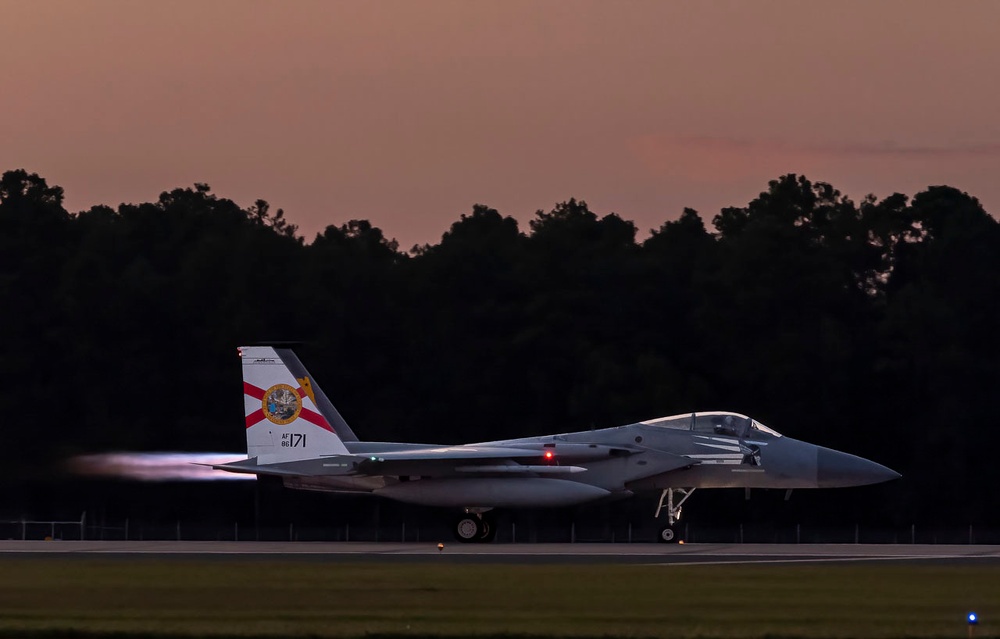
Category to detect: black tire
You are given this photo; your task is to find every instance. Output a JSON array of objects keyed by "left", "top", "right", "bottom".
[
  {"left": 478, "top": 516, "right": 497, "bottom": 543},
  {"left": 454, "top": 516, "right": 481, "bottom": 543},
  {"left": 658, "top": 525, "right": 679, "bottom": 543}
]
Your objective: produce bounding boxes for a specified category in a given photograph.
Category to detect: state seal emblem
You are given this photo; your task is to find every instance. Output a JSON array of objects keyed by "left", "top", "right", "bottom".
[{"left": 262, "top": 384, "right": 302, "bottom": 425}]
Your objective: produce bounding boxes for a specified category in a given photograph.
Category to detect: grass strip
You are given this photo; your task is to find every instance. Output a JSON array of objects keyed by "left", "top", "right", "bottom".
[{"left": 0, "top": 559, "right": 997, "bottom": 638}]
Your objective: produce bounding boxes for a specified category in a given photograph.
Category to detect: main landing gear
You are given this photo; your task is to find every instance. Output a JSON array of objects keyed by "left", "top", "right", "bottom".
[
  {"left": 655, "top": 487, "right": 695, "bottom": 543},
  {"left": 453, "top": 509, "right": 496, "bottom": 543}
]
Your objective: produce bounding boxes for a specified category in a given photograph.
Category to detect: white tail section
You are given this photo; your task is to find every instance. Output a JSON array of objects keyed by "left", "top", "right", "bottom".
[{"left": 241, "top": 345, "right": 349, "bottom": 464}]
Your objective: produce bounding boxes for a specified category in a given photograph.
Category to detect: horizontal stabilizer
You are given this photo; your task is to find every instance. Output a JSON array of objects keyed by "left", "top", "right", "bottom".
[
  {"left": 212, "top": 454, "right": 361, "bottom": 477},
  {"left": 210, "top": 460, "right": 305, "bottom": 477}
]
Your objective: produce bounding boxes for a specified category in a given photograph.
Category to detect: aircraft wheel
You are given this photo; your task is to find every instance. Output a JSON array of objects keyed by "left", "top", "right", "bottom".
[
  {"left": 454, "top": 516, "right": 481, "bottom": 543},
  {"left": 478, "top": 516, "right": 497, "bottom": 543},
  {"left": 658, "top": 525, "right": 679, "bottom": 543}
]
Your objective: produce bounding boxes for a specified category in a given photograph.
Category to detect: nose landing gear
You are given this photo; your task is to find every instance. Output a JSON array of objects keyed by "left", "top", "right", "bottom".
[{"left": 655, "top": 487, "right": 695, "bottom": 543}]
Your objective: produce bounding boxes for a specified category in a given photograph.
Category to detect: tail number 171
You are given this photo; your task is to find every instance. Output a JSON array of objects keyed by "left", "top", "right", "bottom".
[{"left": 281, "top": 433, "right": 306, "bottom": 448}]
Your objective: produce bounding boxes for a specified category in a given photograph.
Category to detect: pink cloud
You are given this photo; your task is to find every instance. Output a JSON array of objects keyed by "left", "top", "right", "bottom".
[{"left": 629, "top": 135, "right": 1000, "bottom": 183}]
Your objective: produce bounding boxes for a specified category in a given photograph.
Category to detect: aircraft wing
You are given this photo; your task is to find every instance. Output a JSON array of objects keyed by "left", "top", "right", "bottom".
[
  {"left": 357, "top": 446, "right": 559, "bottom": 476},
  {"left": 213, "top": 443, "right": 685, "bottom": 482},
  {"left": 360, "top": 446, "right": 546, "bottom": 461}
]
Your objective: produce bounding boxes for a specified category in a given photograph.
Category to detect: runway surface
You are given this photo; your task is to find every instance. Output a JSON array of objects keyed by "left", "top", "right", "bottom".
[{"left": 2, "top": 541, "right": 1000, "bottom": 565}]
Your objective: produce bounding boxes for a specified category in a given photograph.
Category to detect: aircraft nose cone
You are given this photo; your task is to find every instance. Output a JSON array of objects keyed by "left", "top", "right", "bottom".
[{"left": 816, "top": 447, "right": 901, "bottom": 488}]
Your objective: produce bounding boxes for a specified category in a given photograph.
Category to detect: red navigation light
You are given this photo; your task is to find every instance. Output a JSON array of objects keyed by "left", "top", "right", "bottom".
[{"left": 544, "top": 451, "right": 554, "bottom": 460}]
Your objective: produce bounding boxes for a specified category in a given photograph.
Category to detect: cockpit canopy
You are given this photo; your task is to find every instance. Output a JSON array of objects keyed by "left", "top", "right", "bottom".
[{"left": 639, "top": 412, "right": 782, "bottom": 437}]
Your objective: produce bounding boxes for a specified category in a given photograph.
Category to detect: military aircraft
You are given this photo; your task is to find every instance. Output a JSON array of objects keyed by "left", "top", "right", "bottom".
[{"left": 215, "top": 345, "right": 900, "bottom": 543}]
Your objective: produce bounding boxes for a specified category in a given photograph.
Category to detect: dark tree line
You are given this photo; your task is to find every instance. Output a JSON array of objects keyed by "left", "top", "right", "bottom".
[{"left": 1, "top": 168, "right": 998, "bottom": 525}]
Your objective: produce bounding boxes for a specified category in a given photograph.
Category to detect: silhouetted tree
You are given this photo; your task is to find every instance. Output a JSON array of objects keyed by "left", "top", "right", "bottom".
[{"left": 1, "top": 168, "right": 997, "bottom": 529}]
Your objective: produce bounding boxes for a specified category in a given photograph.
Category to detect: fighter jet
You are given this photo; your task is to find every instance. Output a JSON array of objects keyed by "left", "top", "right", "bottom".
[{"left": 215, "top": 346, "right": 900, "bottom": 543}]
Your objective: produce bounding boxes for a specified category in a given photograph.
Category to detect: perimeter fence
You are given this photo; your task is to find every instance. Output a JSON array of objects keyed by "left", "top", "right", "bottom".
[
  {"left": 4, "top": 516, "right": 999, "bottom": 545},
  {"left": 0, "top": 515, "right": 86, "bottom": 541}
]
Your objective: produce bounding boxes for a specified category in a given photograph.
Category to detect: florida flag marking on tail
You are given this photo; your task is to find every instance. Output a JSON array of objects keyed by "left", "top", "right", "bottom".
[{"left": 243, "top": 381, "right": 334, "bottom": 432}]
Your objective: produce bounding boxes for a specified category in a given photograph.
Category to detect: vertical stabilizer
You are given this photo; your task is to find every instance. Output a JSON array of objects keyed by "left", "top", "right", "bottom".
[
  {"left": 240, "top": 345, "right": 349, "bottom": 464},
  {"left": 273, "top": 347, "right": 359, "bottom": 442}
]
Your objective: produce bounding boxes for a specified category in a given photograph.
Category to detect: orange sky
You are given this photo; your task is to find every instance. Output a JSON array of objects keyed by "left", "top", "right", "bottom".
[{"left": 3, "top": 0, "right": 999, "bottom": 247}]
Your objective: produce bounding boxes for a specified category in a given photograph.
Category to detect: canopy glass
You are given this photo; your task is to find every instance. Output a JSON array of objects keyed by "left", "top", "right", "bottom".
[{"left": 639, "top": 412, "right": 782, "bottom": 437}]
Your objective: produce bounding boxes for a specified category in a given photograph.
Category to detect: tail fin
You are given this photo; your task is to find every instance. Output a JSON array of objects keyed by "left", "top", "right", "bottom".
[
  {"left": 240, "top": 345, "right": 349, "bottom": 463},
  {"left": 272, "top": 347, "right": 358, "bottom": 442}
]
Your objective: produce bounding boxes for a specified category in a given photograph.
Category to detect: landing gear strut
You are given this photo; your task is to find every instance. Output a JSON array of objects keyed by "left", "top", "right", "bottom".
[
  {"left": 655, "top": 488, "right": 695, "bottom": 543},
  {"left": 453, "top": 509, "right": 496, "bottom": 543}
]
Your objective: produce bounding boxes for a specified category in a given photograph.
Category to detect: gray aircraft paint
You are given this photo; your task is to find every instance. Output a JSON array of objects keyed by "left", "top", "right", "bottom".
[{"left": 221, "top": 346, "right": 900, "bottom": 533}]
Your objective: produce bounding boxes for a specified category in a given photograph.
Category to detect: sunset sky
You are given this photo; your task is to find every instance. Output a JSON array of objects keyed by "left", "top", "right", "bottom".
[{"left": 3, "top": 0, "right": 998, "bottom": 247}]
